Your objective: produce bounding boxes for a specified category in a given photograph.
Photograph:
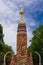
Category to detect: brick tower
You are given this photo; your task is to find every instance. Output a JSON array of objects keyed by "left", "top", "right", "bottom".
[
  {"left": 17, "top": 9, "right": 28, "bottom": 65},
  {"left": 9, "top": 9, "right": 33, "bottom": 65}
]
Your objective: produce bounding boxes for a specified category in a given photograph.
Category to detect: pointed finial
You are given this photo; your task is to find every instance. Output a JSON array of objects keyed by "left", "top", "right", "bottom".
[
  {"left": 19, "top": 9, "right": 24, "bottom": 23},
  {"left": 19, "top": 9, "right": 24, "bottom": 16}
]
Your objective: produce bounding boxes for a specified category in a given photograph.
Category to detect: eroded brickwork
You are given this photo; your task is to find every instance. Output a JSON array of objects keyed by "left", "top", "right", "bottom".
[
  {"left": 9, "top": 22, "right": 33, "bottom": 65},
  {"left": 9, "top": 52, "right": 16, "bottom": 65},
  {"left": 17, "top": 22, "right": 28, "bottom": 64},
  {"left": 29, "top": 52, "right": 33, "bottom": 65},
  {"left": 9, "top": 9, "right": 33, "bottom": 65}
]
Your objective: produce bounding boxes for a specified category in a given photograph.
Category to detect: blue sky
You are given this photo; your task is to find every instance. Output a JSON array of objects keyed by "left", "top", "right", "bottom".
[{"left": 0, "top": 0, "right": 43, "bottom": 53}]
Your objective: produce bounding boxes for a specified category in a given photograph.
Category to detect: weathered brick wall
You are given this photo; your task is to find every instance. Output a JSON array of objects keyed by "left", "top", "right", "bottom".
[
  {"left": 9, "top": 19, "right": 33, "bottom": 65},
  {"left": 17, "top": 22, "right": 28, "bottom": 64},
  {"left": 29, "top": 52, "right": 33, "bottom": 65},
  {"left": 17, "top": 34, "right": 28, "bottom": 63},
  {"left": 9, "top": 52, "right": 16, "bottom": 65}
]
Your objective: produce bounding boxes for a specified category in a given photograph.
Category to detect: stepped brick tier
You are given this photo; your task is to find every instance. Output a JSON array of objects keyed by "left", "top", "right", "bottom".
[{"left": 9, "top": 9, "right": 33, "bottom": 65}]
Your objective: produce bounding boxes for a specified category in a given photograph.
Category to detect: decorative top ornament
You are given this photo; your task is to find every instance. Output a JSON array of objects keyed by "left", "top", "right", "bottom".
[
  {"left": 19, "top": 9, "right": 24, "bottom": 23},
  {"left": 19, "top": 9, "right": 24, "bottom": 15}
]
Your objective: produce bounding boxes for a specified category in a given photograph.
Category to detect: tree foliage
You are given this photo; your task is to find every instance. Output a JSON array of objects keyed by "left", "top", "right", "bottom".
[
  {"left": 28, "top": 24, "right": 43, "bottom": 65},
  {"left": 0, "top": 24, "right": 13, "bottom": 65},
  {"left": 0, "top": 41, "right": 12, "bottom": 65},
  {"left": 0, "top": 24, "right": 4, "bottom": 43}
]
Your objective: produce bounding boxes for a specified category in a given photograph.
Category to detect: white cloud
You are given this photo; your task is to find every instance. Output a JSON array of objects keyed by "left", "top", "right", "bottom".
[
  {"left": 0, "top": 0, "right": 19, "bottom": 53},
  {"left": 30, "top": 21, "right": 36, "bottom": 26},
  {"left": 27, "top": 28, "right": 33, "bottom": 47},
  {"left": 0, "top": 0, "right": 12, "bottom": 15},
  {"left": 0, "top": 0, "right": 40, "bottom": 53},
  {"left": 4, "top": 23, "right": 18, "bottom": 53},
  {"left": 0, "top": 21, "right": 18, "bottom": 53},
  {"left": 13, "top": 0, "right": 39, "bottom": 7}
]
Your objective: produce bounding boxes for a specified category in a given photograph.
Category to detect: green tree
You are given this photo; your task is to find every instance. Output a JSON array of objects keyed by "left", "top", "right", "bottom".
[
  {"left": 0, "top": 24, "right": 13, "bottom": 65},
  {"left": 0, "top": 24, "right": 4, "bottom": 43},
  {"left": 28, "top": 24, "right": 43, "bottom": 65},
  {"left": 0, "top": 42, "right": 12, "bottom": 65}
]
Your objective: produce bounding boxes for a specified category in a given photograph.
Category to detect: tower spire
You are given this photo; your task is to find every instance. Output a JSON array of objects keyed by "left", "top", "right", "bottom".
[
  {"left": 19, "top": 9, "right": 24, "bottom": 23},
  {"left": 19, "top": 9, "right": 24, "bottom": 16}
]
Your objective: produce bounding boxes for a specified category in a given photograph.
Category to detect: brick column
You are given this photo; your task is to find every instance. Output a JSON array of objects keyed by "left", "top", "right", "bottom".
[
  {"left": 29, "top": 52, "right": 33, "bottom": 65},
  {"left": 9, "top": 52, "right": 16, "bottom": 65}
]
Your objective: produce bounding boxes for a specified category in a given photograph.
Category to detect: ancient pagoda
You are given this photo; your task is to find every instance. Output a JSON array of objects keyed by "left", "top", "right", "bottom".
[{"left": 10, "top": 9, "right": 33, "bottom": 65}]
